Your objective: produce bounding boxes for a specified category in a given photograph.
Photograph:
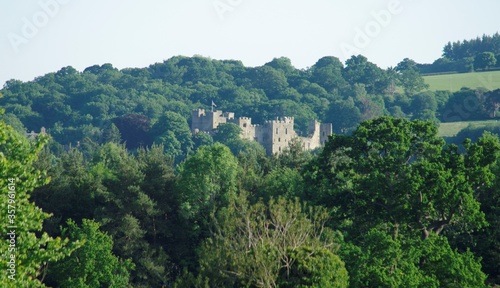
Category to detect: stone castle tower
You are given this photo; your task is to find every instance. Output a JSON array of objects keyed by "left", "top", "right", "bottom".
[{"left": 191, "top": 109, "right": 332, "bottom": 155}]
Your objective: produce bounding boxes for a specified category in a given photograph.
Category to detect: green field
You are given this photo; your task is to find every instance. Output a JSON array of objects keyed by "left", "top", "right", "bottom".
[
  {"left": 423, "top": 70, "right": 500, "bottom": 92},
  {"left": 438, "top": 119, "right": 500, "bottom": 137}
]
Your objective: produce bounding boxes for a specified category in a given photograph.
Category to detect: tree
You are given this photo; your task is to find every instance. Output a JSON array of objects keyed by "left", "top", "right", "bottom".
[
  {"left": 305, "top": 117, "right": 500, "bottom": 241},
  {"left": 309, "top": 56, "right": 349, "bottom": 93},
  {"left": 32, "top": 148, "right": 103, "bottom": 233},
  {"left": 339, "top": 228, "right": 487, "bottom": 288},
  {"left": 278, "top": 246, "right": 348, "bottom": 288},
  {"left": 339, "top": 229, "right": 436, "bottom": 287},
  {"left": 0, "top": 113, "right": 26, "bottom": 135},
  {"left": 193, "top": 131, "right": 213, "bottom": 150},
  {"left": 251, "top": 65, "right": 289, "bottom": 97},
  {"left": 265, "top": 57, "right": 298, "bottom": 78},
  {"left": 113, "top": 113, "right": 152, "bottom": 149},
  {"left": 395, "top": 58, "right": 429, "bottom": 96},
  {"left": 327, "top": 99, "right": 362, "bottom": 134},
  {"left": 213, "top": 122, "right": 242, "bottom": 144},
  {"left": 0, "top": 120, "right": 79, "bottom": 287},
  {"left": 178, "top": 194, "right": 348, "bottom": 288},
  {"left": 304, "top": 117, "right": 498, "bottom": 286},
  {"left": 342, "top": 55, "right": 389, "bottom": 94},
  {"left": 474, "top": 52, "right": 497, "bottom": 70},
  {"left": 46, "top": 219, "right": 134, "bottom": 287},
  {"left": 91, "top": 143, "right": 171, "bottom": 287},
  {"left": 411, "top": 91, "right": 439, "bottom": 123},
  {"left": 151, "top": 111, "right": 194, "bottom": 157},
  {"left": 102, "top": 122, "right": 122, "bottom": 143},
  {"left": 175, "top": 143, "right": 239, "bottom": 230}
]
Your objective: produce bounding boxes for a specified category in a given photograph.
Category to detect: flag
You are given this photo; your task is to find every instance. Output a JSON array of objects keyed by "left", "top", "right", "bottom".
[{"left": 212, "top": 100, "right": 217, "bottom": 107}]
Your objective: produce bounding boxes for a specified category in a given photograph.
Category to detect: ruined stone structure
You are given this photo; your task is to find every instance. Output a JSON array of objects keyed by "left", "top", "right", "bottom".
[
  {"left": 191, "top": 109, "right": 332, "bottom": 155},
  {"left": 26, "top": 127, "right": 46, "bottom": 139}
]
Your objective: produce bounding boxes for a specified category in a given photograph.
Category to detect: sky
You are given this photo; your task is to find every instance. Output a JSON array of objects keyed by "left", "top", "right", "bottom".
[{"left": 1, "top": 0, "right": 499, "bottom": 86}]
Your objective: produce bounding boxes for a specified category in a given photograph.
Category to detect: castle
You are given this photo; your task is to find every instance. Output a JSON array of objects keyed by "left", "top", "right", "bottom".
[{"left": 191, "top": 109, "right": 332, "bottom": 155}]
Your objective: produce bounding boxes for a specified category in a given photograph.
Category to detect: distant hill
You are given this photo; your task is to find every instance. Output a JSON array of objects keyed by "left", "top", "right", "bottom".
[{"left": 424, "top": 70, "right": 500, "bottom": 92}]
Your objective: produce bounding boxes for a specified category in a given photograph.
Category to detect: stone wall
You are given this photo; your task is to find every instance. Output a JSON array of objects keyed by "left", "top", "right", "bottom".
[{"left": 191, "top": 109, "right": 332, "bottom": 155}]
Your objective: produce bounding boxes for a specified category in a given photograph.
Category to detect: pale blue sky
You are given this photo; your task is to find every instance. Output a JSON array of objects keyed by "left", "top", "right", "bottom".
[{"left": 1, "top": 0, "right": 499, "bottom": 86}]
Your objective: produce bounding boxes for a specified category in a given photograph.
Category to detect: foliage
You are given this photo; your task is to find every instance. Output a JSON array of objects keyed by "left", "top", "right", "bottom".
[
  {"left": 340, "top": 229, "right": 487, "bottom": 288},
  {"left": 178, "top": 194, "right": 347, "bottom": 288},
  {"left": 175, "top": 143, "right": 239, "bottom": 238},
  {"left": 113, "top": 113, "right": 152, "bottom": 149},
  {"left": 2, "top": 41, "right": 500, "bottom": 286},
  {"left": 395, "top": 58, "right": 429, "bottom": 95},
  {"left": 46, "top": 219, "right": 134, "bottom": 287},
  {"left": 150, "top": 111, "right": 194, "bottom": 158},
  {"left": 0, "top": 121, "right": 79, "bottom": 287},
  {"left": 306, "top": 117, "right": 500, "bottom": 239},
  {"left": 443, "top": 33, "right": 500, "bottom": 61},
  {"left": 474, "top": 52, "right": 497, "bottom": 70},
  {"left": 278, "top": 246, "right": 349, "bottom": 288}
]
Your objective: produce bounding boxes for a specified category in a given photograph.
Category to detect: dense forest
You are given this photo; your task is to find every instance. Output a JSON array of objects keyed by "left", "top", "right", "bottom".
[
  {"left": 418, "top": 33, "right": 500, "bottom": 74},
  {"left": 0, "top": 53, "right": 499, "bottom": 156},
  {"left": 1, "top": 34, "right": 500, "bottom": 287}
]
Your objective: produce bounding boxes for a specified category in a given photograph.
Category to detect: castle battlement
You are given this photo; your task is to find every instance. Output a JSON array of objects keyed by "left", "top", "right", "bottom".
[
  {"left": 191, "top": 108, "right": 331, "bottom": 155},
  {"left": 264, "top": 117, "right": 294, "bottom": 124}
]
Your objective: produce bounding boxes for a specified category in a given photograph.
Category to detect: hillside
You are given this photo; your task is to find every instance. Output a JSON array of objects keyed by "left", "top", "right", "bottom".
[
  {"left": 438, "top": 119, "right": 500, "bottom": 137},
  {"left": 2, "top": 56, "right": 500, "bottom": 287},
  {"left": 424, "top": 70, "right": 500, "bottom": 92}
]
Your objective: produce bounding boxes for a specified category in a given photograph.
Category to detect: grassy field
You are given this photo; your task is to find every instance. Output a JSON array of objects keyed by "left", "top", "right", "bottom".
[
  {"left": 438, "top": 120, "right": 500, "bottom": 137},
  {"left": 423, "top": 70, "right": 500, "bottom": 92}
]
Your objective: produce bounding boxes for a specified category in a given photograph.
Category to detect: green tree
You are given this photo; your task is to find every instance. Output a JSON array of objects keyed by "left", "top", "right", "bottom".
[
  {"left": 32, "top": 148, "right": 103, "bottom": 233},
  {"left": 339, "top": 229, "right": 436, "bottom": 288},
  {"left": 339, "top": 228, "right": 487, "bottom": 288},
  {"left": 251, "top": 65, "right": 289, "bottom": 97},
  {"left": 178, "top": 194, "right": 347, "bottom": 288},
  {"left": 278, "top": 246, "right": 348, "bottom": 288},
  {"left": 46, "top": 219, "right": 134, "bottom": 287},
  {"left": 0, "top": 120, "right": 79, "bottom": 287},
  {"left": 327, "top": 99, "right": 362, "bottom": 134},
  {"left": 213, "top": 122, "right": 242, "bottom": 144},
  {"left": 151, "top": 111, "right": 194, "bottom": 157},
  {"left": 304, "top": 117, "right": 498, "bottom": 287},
  {"left": 176, "top": 143, "right": 239, "bottom": 230},
  {"left": 113, "top": 113, "right": 152, "bottom": 149},
  {"left": 310, "top": 56, "right": 349, "bottom": 93},
  {"left": 305, "top": 117, "right": 500, "bottom": 241},
  {"left": 474, "top": 52, "right": 497, "bottom": 70},
  {"left": 91, "top": 143, "right": 171, "bottom": 287},
  {"left": 0, "top": 113, "right": 26, "bottom": 135},
  {"left": 395, "top": 58, "right": 429, "bottom": 96},
  {"left": 102, "top": 122, "right": 122, "bottom": 143},
  {"left": 193, "top": 132, "right": 214, "bottom": 151},
  {"left": 342, "top": 55, "right": 389, "bottom": 94}
]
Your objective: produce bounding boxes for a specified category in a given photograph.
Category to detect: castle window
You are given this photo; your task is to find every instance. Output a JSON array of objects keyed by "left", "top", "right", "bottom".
[
  {"left": 276, "top": 128, "right": 278, "bottom": 134},
  {"left": 285, "top": 128, "right": 288, "bottom": 134},
  {"left": 322, "top": 131, "right": 325, "bottom": 136},
  {"left": 278, "top": 138, "right": 281, "bottom": 142},
  {"left": 243, "top": 123, "right": 247, "bottom": 127}
]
